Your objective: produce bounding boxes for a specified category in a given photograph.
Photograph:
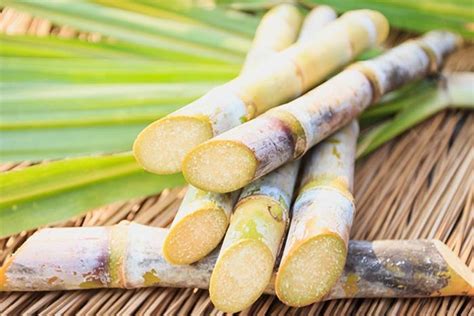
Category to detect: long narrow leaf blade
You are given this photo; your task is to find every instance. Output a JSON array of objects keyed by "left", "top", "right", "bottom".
[
  {"left": 135, "top": 0, "right": 259, "bottom": 37},
  {"left": 2, "top": 0, "right": 249, "bottom": 63},
  {"left": 0, "top": 153, "right": 184, "bottom": 237},
  {"left": 0, "top": 34, "right": 235, "bottom": 61},
  {"left": 359, "top": 79, "right": 437, "bottom": 127},
  {"left": 302, "top": 0, "right": 473, "bottom": 38},
  {"left": 1, "top": 82, "right": 218, "bottom": 161},
  {"left": 357, "top": 89, "right": 448, "bottom": 158},
  {"left": 1, "top": 57, "right": 240, "bottom": 83}
]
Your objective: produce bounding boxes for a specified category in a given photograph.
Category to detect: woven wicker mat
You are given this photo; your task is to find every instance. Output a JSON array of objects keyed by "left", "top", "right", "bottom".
[{"left": 0, "top": 9, "right": 473, "bottom": 316}]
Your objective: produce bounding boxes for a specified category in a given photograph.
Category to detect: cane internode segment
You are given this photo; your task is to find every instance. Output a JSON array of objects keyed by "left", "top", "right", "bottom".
[
  {"left": 209, "top": 161, "right": 300, "bottom": 312},
  {"left": 2, "top": 224, "right": 472, "bottom": 298},
  {"left": 275, "top": 122, "right": 358, "bottom": 306},
  {"left": 183, "top": 31, "right": 462, "bottom": 193}
]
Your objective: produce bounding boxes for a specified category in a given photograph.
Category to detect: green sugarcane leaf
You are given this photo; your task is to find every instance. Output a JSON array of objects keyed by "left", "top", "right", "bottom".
[
  {"left": 357, "top": 89, "right": 447, "bottom": 158},
  {"left": 358, "top": 73, "right": 474, "bottom": 157},
  {"left": 217, "top": 0, "right": 276, "bottom": 12},
  {"left": 135, "top": 0, "right": 259, "bottom": 37},
  {"left": 88, "top": 0, "right": 256, "bottom": 45},
  {"left": 0, "top": 153, "right": 185, "bottom": 237},
  {"left": 301, "top": 0, "right": 473, "bottom": 38},
  {"left": 1, "top": 124, "right": 145, "bottom": 162},
  {"left": 359, "top": 79, "right": 438, "bottom": 127},
  {"left": 2, "top": 0, "right": 248, "bottom": 63},
  {"left": 0, "top": 34, "right": 235, "bottom": 62},
  {"left": 1, "top": 82, "right": 214, "bottom": 111},
  {"left": 0, "top": 82, "right": 220, "bottom": 161},
  {"left": 1, "top": 57, "right": 240, "bottom": 83}
]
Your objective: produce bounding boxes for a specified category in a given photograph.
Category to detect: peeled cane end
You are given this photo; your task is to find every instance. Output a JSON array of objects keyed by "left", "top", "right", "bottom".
[
  {"left": 275, "top": 234, "right": 347, "bottom": 307},
  {"left": 163, "top": 207, "right": 229, "bottom": 265},
  {"left": 133, "top": 116, "right": 213, "bottom": 174},
  {"left": 183, "top": 140, "right": 257, "bottom": 193},
  {"left": 363, "top": 10, "right": 390, "bottom": 45},
  {"left": 432, "top": 240, "right": 474, "bottom": 296},
  {"left": 274, "top": 3, "right": 301, "bottom": 26},
  {"left": 210, "top": 240, "right": 274, "bottom": 313}
]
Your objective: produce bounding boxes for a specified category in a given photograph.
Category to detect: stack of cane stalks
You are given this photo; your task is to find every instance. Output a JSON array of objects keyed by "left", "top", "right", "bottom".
[{"left": 1, "top": 4, "right": 472, "bottom": 314}]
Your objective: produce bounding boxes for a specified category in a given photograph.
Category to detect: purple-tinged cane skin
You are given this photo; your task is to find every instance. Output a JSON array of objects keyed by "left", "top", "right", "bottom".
[
  {"left": 1, "top": 224, "right": 472, "bottom": 305},
  {"left": 133, "top": 9, "right": 387, "bottom": 174},
  {"left": 275, "top": 121, "right": 358, "bottom": 307},
  {"left": 182, "top": 31, "right": 462, "bottom": 193}
]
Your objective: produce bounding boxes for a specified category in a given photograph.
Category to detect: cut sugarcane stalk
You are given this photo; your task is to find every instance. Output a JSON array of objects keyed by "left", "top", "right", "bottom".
[
  {"left": 162, "top": 187, "right": 239, "bottom": 265},
  {"left": 162, "top": 4, "right": 303, "bottom": 265},
  {"left": 183, "top": 31, "right": 461, "bottom": 193},
  {"left": 275, "top": 121, "right": 358, "bottom": 307},
  {"left": 209, "top": 161, "right": 300, "bottom": 313},
  {"left": 207, "top": 8, "right": 340, "bottom": 311},
  {"left": 132, "top": 3, "right": 302, "bottom": 175},
  {"left": 133, "top": 9, "right": 388, "bottom": 174},
  {"left": 1, "top": 223, "right": 472, "bottom": 303},
  {"left": 241, "top": 3, "right": 303, "bottom": 73}
]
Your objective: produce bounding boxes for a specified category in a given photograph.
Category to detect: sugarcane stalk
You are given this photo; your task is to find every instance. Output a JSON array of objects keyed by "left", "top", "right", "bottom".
[
  {"left": 1, "top": 223, "right": 472, "bottom": 301},
  {"left": 209, "top": 160, "right": 300, "bottom": 312},
  {"left": 183, "top": 31, "right": 461, "bottom": 193},
  {"left": 275, "top": 121, "right": 359, "bottom": 307},
  {"left": 162, "top": 187, "right": 239, "bottom": 265},
  {"left": 241, "top": 3, "right": 303, "bottom": 73},
  {"left": 133, "top": 9, "right": 388, "bottom": 174},
  {"left": 162, "top": 4, "right": 303, "bottom": 266},
  {"left": 297, "top": 5, "right": 337, "bottom": 42}
]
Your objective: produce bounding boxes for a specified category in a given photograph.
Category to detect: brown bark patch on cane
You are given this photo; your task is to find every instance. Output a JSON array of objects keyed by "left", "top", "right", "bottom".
[
  {"left": 345, "top": 241, "right": 450, "bottom": 296},
  {"left": 47, "top": 276, "right": 59, "bottom": 285},
  {"left": 249, "top": 115, "right": 297, "bottom": 180},
  {"left": 267, "top": 110, "right": 307, "bottom": 158}
]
